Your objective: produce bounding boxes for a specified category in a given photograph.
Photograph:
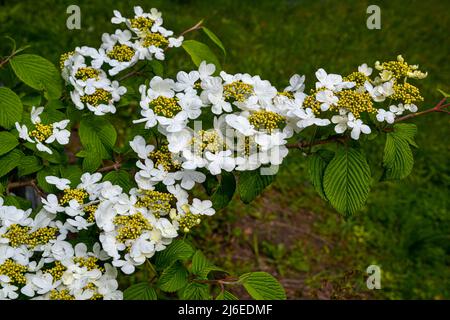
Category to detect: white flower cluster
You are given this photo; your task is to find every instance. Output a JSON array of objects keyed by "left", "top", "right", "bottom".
[
  {"left": 61, "top": 6, "right": 183, "bottom": 116},
  {"left": 0, "top": 168, "right": 216, "bottom": 299},
  {"left": 15, "top": 106, "right": 70, "bottom": 154}
]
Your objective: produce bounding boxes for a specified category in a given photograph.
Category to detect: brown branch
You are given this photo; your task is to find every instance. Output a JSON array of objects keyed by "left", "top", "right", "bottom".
[
  {"left": 179, "top": 19, "right": 204, "bottom": 38},
  {"left": 7, "top": 179, "right": 46, "bottom": 198},
  {"left": 395, "top": 98, "right": 449, "bottom": 123},
  {"left": 97, "top": 162, "right": 122, "bottom": 173},
  {"left": 193, "top": 276, "right": 240, "bottom": 286}
]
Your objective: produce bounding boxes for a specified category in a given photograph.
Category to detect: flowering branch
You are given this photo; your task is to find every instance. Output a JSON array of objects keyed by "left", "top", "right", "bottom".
[{"left": 179, "top": 19, "right": 204, "bottom": 38}]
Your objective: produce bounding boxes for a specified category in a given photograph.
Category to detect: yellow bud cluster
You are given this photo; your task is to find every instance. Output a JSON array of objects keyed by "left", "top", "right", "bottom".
[
  {"left": 136, "top": 190, "right": 174, "bottom": 217},
  {"left": 223, "top": 81, "right": 253, "bottom": 102},
  {"left": 142, "top": 32, "right": 169, "bottom": 48},
  {"left": 0, "top": 259, "right": 28, "bottom": 285},
  {"left": 375, "top": 56, "right": 427, "bottom": 79},
  {"left": 75, "top": 67, "right": 100, "bottom": 81},
  {"left": 44, "top": 261, "right": 66, "bottom": 281},
  {"left": 73, "top": 256, "right": 104, "bottom": 272},
  {"left": 30, "top": 123, "right": 53, "bottom": 142},
  {"left": 130, "top": 16, "right": 154, "bottom": 31},
  {"left": 277, "top": 91, "right": 294, "bottom": 99},
  {"left": 335, "top": 90, "right": 375, "bottom": 118},
  {"left": 80, "top": 88, "right": 112, "bottom": 106},
  {"left": 191, "top": 130, "right": 224, "bottom": 155},
  {"left": 114, "top": 212, "right": 153, "bottom": 242},
  {"left": 149, "top": 144, "right": 181, "bottom": 171},
  {"left": 150, "top": 96, "right": 182, "bottom": 118},
  {"left": 59, "top": 188, "right": 88, "bottom": 205},
  {"left": 344, "top": 71, "right": 368, "bottom": 87},
  {"left": 3, "top": 224, "right": 57, "bottom": 248},
  {"left": 248, "top": 110, "right": 285, "bottom": 132},
  {"left": 84, "top": 204, "right": 98, "bottom": 223},
  {"left": 391, "top": 82, "right": 424, "bottom": 105},
  {"left": 107, "top": 44, "right": 135, "bottom": 62},
  {"left": 178, "top": 213, "right": 201, "bottom": 233},
  {"left": 50, "top": 289, "right": 75, "bottom": 300},
  {"left": 59, "top": 51, "right": 75, "bottom": 70},
  {"left": 303, "top": 89, "right": 323, "bottom": 114}
]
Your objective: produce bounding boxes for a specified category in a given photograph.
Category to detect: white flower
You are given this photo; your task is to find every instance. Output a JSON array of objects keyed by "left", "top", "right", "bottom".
[
  {"left": 174, "top": 170, "right": 206, "bottom": 190},
  {"left": 358, "top": 63, "right": 373, "bottom": 76},
  {"left": 315, "top": 68, "right": 354, "bottom": 91},
  {"left": 316, "top": 89, "right": 339, "bottom": 111},
  {"left": 295, "top": 108, "right": 331, "bottom": 129},
  {"left": 148, "top": 76, "right": 175, "bottom": 99},
  {"left": 50, "top": 241, "right": 74, "bottom": 261},
  {"left": 331, "top": 109, "right": 350, "bottom": 133},
  {"left": 209, "top": 93, "right": 232, "bottom": 115},
  {"left": 42, "top": 194, "right": 64, "bottom": 214},
  {"left": 347, "top": 115, "right": 371, "bottom": 140},
  {"left": 190, "top": 199, "right": 215, "bottom": 216},
  {"left": 205, "top": 150, "right": 235, "bottom": 175},
  {"left": 364, "top": 80, "right": 394, "bottom": 102},
  {"left": 285, "top": 74, "right": 306, "bottom": 92},
  {"left": 174, "top": 70, "right": 199, "bottom": 92},
  {"left": 133, "top": 107, "right": 158, "bottom": 129},
  {"left": 45, "top": 176, "right": 71, "bottom": 190},
  {"left": 130, "top": 136, "right": 154, "bottom": 159},
  {"left": 376, "top": 109, "right": 395, "bottom": 124},
  {"left": 198, "top": 61, "right": 216, "bottom": 80},
  {"left": 225, "top": 114, "right": 255, "bottom": 136}
]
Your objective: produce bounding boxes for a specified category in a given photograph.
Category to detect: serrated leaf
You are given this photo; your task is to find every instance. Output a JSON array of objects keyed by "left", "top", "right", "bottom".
[
  {"left": 158, "top": 261, "right": 189, "bottom": 293},
  {"left": 182, "top": 40, "right": 221, "bottom": 71},
  {"left": 307, "top": 149, "right": 334, "bottom": 201},
  {"left": 216, "top": 290, "right": 238, "bottom": 300},
  {"left": 393, "top": 123, "right": 418, "bottom": 148},
  {"left": 18, "top": 156, "right": 42, "bottom": 176},
  {"left": 0, "top": 132, "right": 19, "bottom": 156},
  {"left": 79, "top": 115, "right": 117, "bottom": 159},
  {"left": 10, "top": 54, "right": 62, "bottom": 99},
  {"left": 383, "top": 133, "right": 414, "bottom": 180},
  {"left": 154, "top": 240, "right": 194, "bottom": 270},
  {"left": 239, "top": 272, "right": 286, "bottom": 300},
  {"left": 211, "top": 172, "right": 235, "bottom": 210},
  {"left": 103, "top": 170, "right": 133, "bottom": 192},
  {"left": 0, "top": 149, "right": 24, "bottom": 178},
  {"left": 181, "top": 282, "right": 211, "bottom": 300},
  {"left": 123, "top": 282, "right": 157, "bottom": 300},
  {"left": 238, "top": 170, "right": 275, "bottom": 204},
  {"left": 323, "top": 147, "right": 371, "bottom": 215},
  {"left": 82, "top": 151, "right": 102, "bottom": 172},
  {"left": 0, "top": 87, "right": 23, "bottom": 129},
  {"left": 202, "top": 27, "right": 226, "bottom": 56}
]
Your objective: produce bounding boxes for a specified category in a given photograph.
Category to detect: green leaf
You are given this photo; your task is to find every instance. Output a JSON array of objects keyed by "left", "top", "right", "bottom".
[
  {"left": 182, "top": 40, "right": 221, "bottom": 71},
  {"left": 383, "top": 133, "right": 414, "bottom": 180},
  {"left": 216, "top": 290, "right": 238, "bottom": 300},
  {"left": 123, "top": 282, "right": 157, "bottom": 300},
  {"left": 59, "top": 166, "right": 83, "bottom": 188},
  {"left": 0, "top": 149, "right": 24, "bottom": 178},
  {"left": 0, "top": 132, "right": 19, "bottom": 156},
  {"left": 36, "top": 166, "right": 59, "bottom": 193},
  {"left": 79, "top": 115, "right": 117, "bottom": 159},
  {"left": 154, "top": 240, "right": 194, "bottom": 270},
  {"left": 82, "top": 151, "right": 102, "bottom": 172},
  {"left": 323, "top": 147, "right": 371, "bottom": 215},
  {"left": 239, "top": 272, "right": 286, "bottom": 300},
  {"left": 238, "top": 170, "right": 275, "bottom": 204},
  {"left": 10, "top": 54, "right": 62, "bottom": 99},
  {"left": 202, "top": 27, "right": 226, "bottom": 56},
  {"left": 149, "top": 60, "right": 164, "bottom": 77},
  {"left": 437, "top": 88, "right": 450, "bottom": 97},
  {"left": 0, "top": 87, "right": 23, "bottom": 129},
  {"left": 158, "top": 261, "right": 189, "bottom": 293},
  {"left": 211, "top": 172, "right": 235, "bottom": 210},
  {"left": 18, "top": 156, "right": 43, "bottom": 176},
  {"left": 393, "top": 123, "right": 418, "bottom": 148},
  {"left": 21, "top": 93, "right": 42, "bottom": 107},
  {"left": 181, "top": 282, "right": 211, "bottom": 300},
  {"left": 2, "top": 195, "right": 31, "bottom": 210},
  {"left": 307, "top": 149, "right": 335, "bottom": 201},
  {"left": 103, "top": 170, "right": 133, "bottom": 192}
]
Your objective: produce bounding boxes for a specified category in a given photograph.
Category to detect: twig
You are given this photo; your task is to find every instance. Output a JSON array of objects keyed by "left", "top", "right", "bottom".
[
  {"left": 394, "top": 98, "right": 449, "bottom": 122},
  {"left": 97, "top": 162, "right": 122, "bottom": 173},
  {"left": 7, "top": 179, "right": 46, "bottom": 198},
  {"left": 179, "top": 19, "right": 204, "bottom": 38},
  {"left": 286, "top": 135, "right": 347, "bottom": 149}
]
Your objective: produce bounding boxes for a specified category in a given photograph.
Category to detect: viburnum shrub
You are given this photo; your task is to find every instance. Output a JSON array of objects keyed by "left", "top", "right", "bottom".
[{"left": 0, "top": 6, "right": 448, "bottom": 300}]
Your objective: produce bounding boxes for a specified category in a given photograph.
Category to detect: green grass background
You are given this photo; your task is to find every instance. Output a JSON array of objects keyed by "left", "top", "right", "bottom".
[{"left": 1, "top": 0, "right": 449, "bottom": 299}]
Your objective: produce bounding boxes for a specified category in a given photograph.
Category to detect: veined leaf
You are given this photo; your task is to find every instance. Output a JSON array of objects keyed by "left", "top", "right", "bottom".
[
  {"left": 202, "top": 27, "right": 226, "bottom": 56},
  {"left": 239, "top": 272, "right": 286, "bottom": 300},
  {"left": 0, "top": 149, "right": 24, "bottom": 178},
  {"left": 154, "top": 240, "right": 194, "bottom": 270},
  {"left": 323, "top": 147, "right": 371, "bottom": 215},
  {"left": 181, "top": 282, "right": 211, "bottom": 300},
  {"left": 124, "top": 283, "right": 157, "bottom": 300},
  {"left": 158, "top": 261, "right": 189, "bottom": 293},
  {"left": 238, "top": 170, "right": 275, "bottom": 204},
  {"left": 182, "top": 40, "right": 221, "bottom": 71},
  {"left": 10, "top": 54, "right": 62, "bottom": 99},
  {"left": 211, "top": 171, "right": 235, "bottom": 210},
  {"left": 0, "top": 132, "right": 19, "bottom": 156},
  {"left": 0, "top": 87, "right": 23, "bottom": 129},
  {"left": 79, "top": 115, "right": 117, "bottom": 159},
  {"left": 307, "top": 149, "right": 335, "bottom": 200}
]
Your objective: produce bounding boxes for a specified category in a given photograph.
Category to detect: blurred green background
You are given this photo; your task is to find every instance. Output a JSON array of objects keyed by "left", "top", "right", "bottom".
[{"left": 1, "top": 0, "right": 449, "bottom": 299}]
